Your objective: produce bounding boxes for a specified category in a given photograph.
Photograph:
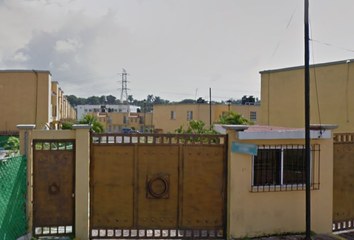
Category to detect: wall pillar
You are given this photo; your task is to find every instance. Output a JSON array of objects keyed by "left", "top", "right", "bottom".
[
  {"left": 72, "top": 124, "right": 91, "bottom": 240},
  {"left": 17, "top": 124, "right": 36, "bottom": 237}
]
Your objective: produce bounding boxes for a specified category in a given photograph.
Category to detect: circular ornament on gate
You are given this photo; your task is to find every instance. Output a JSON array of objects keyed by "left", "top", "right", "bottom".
[
  {"left": 148, "top": 176, "right": 169, "bottom": 198},
  {"left": 48, "top": 182, "right": 60, "bottom": 195}
]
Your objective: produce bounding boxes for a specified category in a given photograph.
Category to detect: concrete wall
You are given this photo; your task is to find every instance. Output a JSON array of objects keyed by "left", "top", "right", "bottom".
[
  {"left": 227, "top": 130, "right": 333, "bottom": 238},
  {"left": 260, "top": 60, "right": 354, "bottom": 132},
  {"left": 0, "top": 71, "right": 76, "bottom": 131}
]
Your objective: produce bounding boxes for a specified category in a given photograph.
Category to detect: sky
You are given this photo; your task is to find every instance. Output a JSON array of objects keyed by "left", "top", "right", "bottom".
[{"left": 1, "top": 0, "right": 354, "bottom": 102}]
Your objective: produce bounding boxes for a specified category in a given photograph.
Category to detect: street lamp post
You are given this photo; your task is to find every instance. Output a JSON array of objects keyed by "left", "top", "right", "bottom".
[
  {"left": 226, "top": 100, "right": 232, "bottom": 112},
  {"left": 143, "top": 99, "right": 146, "bottom": 133}
]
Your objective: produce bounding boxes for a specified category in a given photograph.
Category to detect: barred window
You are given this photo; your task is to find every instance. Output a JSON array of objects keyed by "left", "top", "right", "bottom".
[
  {"left": 187, "top": 111, "right": 193, "bottom": 121},
  {"left": 250, "top": 111, "right": 257, "bottom": 121},
  {"left": 171, "top": 111, "right": 176, "bottom": 120},
  {"left": 252, "top": 145, "right": 320, "bottom": 192}
]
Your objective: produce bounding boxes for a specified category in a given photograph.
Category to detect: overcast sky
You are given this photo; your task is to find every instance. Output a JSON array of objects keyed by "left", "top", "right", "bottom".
[{"left": 1, "top": 0, "right": 354, "bottom": 102}]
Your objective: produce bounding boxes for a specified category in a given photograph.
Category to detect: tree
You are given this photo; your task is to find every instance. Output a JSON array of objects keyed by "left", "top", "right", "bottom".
[
  {"left": 215, "top": 111, "right": 254, "bottom": 125},
  {"left": 60, "top": 114, "right": 105, "bottom": 133},
  {"left": 86, "top": 96, "right": 100, "bottom": 105},
  {"left": 128, "top": 95, "right": 134, "bottom": 103},
  {"left": 4, "top": 136, "right": 20, "bottom": 157},
  {"left": 107, "top": 95, "right": 117, "bottom": 104},
  {"left": 78, "top": 114, "right": 105, "bottom": 133}
]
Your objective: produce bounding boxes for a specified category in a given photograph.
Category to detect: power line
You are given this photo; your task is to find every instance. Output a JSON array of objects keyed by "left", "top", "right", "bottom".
[{"left": 310, "top": 39, "right": 354, "bottom": 53}]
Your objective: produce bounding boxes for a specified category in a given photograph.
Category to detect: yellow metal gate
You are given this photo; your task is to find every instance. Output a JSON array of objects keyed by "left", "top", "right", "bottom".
[
  {"left": 33, "top": 140, "right": 75, "bottom": 237},
  {"left": 90, "top": 133, "right": 227, "bottom": 239},
  {"left": 333, "top": 133, "right": 354, "bottom": 231}
]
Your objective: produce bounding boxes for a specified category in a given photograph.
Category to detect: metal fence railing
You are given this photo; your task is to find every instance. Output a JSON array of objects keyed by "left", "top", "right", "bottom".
[{"left": 0, "top": 155, "right": 27, "bottom": 240}]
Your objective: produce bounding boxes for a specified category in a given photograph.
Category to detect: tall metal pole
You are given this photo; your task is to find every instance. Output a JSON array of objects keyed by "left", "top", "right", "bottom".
[
  {"left": 304, "top": 0, "right": 311, "bottom": 239},
  {"left": 209, "top": 88, "right": 212, "bottom": 126}
]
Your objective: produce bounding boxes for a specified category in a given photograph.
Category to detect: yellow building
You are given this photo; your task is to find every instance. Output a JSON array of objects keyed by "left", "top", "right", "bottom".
[
  {"left": 153, "top": 103, "right": 260, "bottom": 133},
  {"left": 0, "top": 70, "right": 76, "bottom": 131},
  {"left": 89, "top": 112, "right": 154, "bottom": 133},
  {"left": 260, "top": 59, "right": 354, "bottom": 132}
]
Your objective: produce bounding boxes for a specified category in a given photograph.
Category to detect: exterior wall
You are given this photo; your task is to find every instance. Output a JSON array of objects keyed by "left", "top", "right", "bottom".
[
  {"left": 227, "top": 130, "right": 333, "bottom": 238},
  {"left": 214, "top": 104, "right": 260, "bottom": 124},
  {"left": 153, "top": 104, "right": 260, "bottom": 133},
  {"left": 77, "top": 105, "right": 139, "bottom": 120},
  {"left": 89, "top": 112, "right": 153, "bottom": 133},
  {"left": 0, "top": 71, "right": 51, "bottom": 130},
  {"left": 153, "top": 104, "right": 215, "bottom": 133},
  {"left": 0, "top": 71, "right": 75, "bottom": 131},
  {"left": 260, "top": 60, "right": 354, "bottom": 132}
]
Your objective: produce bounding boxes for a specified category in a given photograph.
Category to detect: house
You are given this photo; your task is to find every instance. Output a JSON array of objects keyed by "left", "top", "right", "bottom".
[
  {"left": 215, "top": 124, "right": 334, "bottom": 238},
  {"left": 0, "top": 70, "right": 76, "bottom": 131},
  {"left": 259, "top": 59, "right": 354, "bottom": 132},
  {"left": 153, "top": 103, "right": 260, "bottom": 133}
]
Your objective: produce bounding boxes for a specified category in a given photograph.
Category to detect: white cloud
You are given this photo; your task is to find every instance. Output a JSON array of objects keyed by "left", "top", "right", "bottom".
[
  {"left": 58, "top": 63, "right": 70, "bottom": 71},
  {"left": 55, "top": 38, "right": 82, "bottom": 53},
  {"left": 11, "top": 52, "right": 31, "bottom": 62}
]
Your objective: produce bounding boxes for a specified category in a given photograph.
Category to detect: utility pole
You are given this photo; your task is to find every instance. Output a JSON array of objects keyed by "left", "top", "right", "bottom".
[{"left": 304, "top": 0, "right": 311, "bottom": 239}]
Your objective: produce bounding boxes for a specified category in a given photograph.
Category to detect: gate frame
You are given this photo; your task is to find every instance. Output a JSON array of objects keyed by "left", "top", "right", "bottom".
[
  {"left": 32, "top": 139, "right": 76, "bottom": 237},
  {"left": 89, "top": 132, "right": 228, "bottom": 239},
  {"left": 18, "top": 124, "right": 91, "bottom": 240}
]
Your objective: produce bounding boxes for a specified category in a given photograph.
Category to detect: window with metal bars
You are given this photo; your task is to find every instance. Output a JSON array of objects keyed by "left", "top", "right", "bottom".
[{"left": 252, "top": 145, "right": 320, "bottom": 192}]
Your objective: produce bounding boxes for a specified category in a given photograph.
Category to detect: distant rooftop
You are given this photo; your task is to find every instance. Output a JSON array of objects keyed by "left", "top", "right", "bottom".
[
  {"left": 260, "top": 58, "right": 354, "bottom": 74},
  {"left": 0, "top": 69, "right": 52, "bottom": 75}
]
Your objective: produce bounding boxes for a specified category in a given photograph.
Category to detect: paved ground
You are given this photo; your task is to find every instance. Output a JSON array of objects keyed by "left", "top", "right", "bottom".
[{"left": 247, "top": 232, "right": 353, "bottom": 240}]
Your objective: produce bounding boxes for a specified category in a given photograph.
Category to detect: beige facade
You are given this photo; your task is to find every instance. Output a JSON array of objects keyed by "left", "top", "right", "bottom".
[
  {"left": 260, "top": 59, "right": 354, "bottom": 132},
  {"left": 153, "top": 104, "right": 260, "bottom": 133},
  {"left": 89, "top": 111, "right": 154, "bottom": 133},
  {"left": 221, "top": 125, "right": 333, "bottom": 238},
  {"left": 0, "top": 70, "right": 76, "bottom": 131}
]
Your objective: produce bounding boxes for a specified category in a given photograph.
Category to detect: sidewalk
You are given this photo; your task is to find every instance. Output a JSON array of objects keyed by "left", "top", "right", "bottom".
[{"left": 246, "top": 232, "right": 349, "bottom": 240}]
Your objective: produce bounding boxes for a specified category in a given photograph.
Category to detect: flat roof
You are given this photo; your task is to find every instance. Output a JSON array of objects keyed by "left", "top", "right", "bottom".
[
  {"left": 260, "top": 58, "right": 354, "bottom": 74},
  {"left": 0, "top": 69, "right": 52, "bottom": 75}
]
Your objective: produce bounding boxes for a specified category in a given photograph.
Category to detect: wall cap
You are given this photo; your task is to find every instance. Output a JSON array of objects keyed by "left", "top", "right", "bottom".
[
  {"left": 310, "top": 124, "right": 339, "bottom": 130},
  {"left": 72, "top": 124, "right": 92, "bottom": 129},
  {"left": 17, "top": 124, "right": 36, "bottom": 130}
]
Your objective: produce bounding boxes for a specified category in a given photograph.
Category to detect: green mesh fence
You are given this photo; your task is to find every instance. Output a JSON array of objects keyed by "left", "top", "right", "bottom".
[{"left": 0, "top": 155, "right": 27, "bottom": 240}]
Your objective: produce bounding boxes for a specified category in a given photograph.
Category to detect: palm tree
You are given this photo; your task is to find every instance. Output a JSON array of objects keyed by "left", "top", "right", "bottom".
[{"left": 78, "top": 114, "right": 105, "bottom": 133}]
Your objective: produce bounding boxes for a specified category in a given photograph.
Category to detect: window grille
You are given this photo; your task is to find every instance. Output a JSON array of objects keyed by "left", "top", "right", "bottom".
[
  {"left": 251, "top": 144, "right": 320, "bottom": 192},
  {"left": 123, "top": 116, "right": 128, "bottom": 124},
  {"left": 171, "top": 111, "right": 176, "bottom": 120},
  {"left": 107, "top": 116, "right": 112, "bottom": 124},
  {"left": 187, "top": 111, "right": 193, "bottom": 120},
  {"left": 140, "top": 117, "right": 144, "bottom": 124},
  {"left": 113, "top": 126, "right": 118, "bottom": 133},
  {"left": 250, "top": 111, "right": 257, "bottom": 121},
  {"left": 108, "top": 125, "right": 112, "bottom": 133}
]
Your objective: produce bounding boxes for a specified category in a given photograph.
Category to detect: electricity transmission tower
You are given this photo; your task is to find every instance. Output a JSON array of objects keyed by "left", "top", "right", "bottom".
[{"left": 118, "top": 69, "right": 130, "bottom": 114}]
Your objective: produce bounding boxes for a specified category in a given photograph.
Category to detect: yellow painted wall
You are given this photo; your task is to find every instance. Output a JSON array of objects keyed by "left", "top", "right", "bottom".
[
  {"left": 227, "top": 130, "right": 333, "bottom": 238},
  {"left": 0, "top": 71, "right": 75, "bottom": 131},
  {"left": 153, "top": 104, "right": 215, "bottom": 133},
  {"left": 214, "top": 105, "right": 260, "bottom": 124},
  {"left": 153, "top": 104, "right": 260, "bottom": 133},
  {"left": 260, "top": 60, "right": 354, "bottom": 132},
  {"left": 0, "top": 71, "right": 51, "bottom": 130}
]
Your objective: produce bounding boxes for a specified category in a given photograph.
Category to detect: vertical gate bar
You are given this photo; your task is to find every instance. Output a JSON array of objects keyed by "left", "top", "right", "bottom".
[
  {"left": 178, "top": 143, "right": 183, "bottom": 229},
  {"left": 223, "top": 134, "right": 228, "bottom": 239},
  {"left": 90, "top": 133, "right": 93, "bottom": 236},
  {"left": 133, "top": 142, "right": 139, "bottom": 229}
]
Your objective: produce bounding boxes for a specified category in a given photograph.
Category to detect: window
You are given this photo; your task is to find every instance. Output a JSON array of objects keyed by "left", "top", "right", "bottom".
[
  {"left": 113, "top": 125, "right": 118, "bottom": 133},
  {"left": 140, "top": 117, "right": 144, "bottom": 124},
  {"left": 250, "top": 111, "right": 257, "bottom": 121},
  {"left": 123, "top": 116, "right": 128, "bottom": 124},
  {"left": 108, "top": 116, "right": 112, "bottom": 123},
  {"left": 135, "top": 118, "right": 137, "bottom": 123},
  {"left": 119, "top": 126, "right": 123, "bottom": 132},
  {"left": 99, "top": 118, "right": 101, "bottom": 122},
  {"left": 171, "top": 111, "right": 176, "bottom": 120},
  {"left": 140, "top": 126, "right": 144, "bottom": 132},
  {"left": 131, "top": 118, "right": 133, "bottom": 123},
  {"left": 187, "top": 111, "right": 193, "bottom": 120},
  {"left": 108, "top": 125, "right": 112, "bottom": 133},
  {"left": 252, "top": 145, "right": 320, "bottom": 192}
]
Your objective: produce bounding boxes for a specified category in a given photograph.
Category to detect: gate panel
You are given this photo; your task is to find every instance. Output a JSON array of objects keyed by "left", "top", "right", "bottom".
[
  {"left": 90, "top": 133, "right": 227, "bottom": 239},
  {"left": 91, "top": 145, "right": 135, "bottom": 229},
  {"left": 137, "top": 145, "right": 179, "bottom": 228},
  {"left": 333, "top": 134, "right": 354, "bottom": 231},
  {"left": 33, "top": 140, "right": 75, "bottom": 237},
  {"left": 181, "top": 145, "right": 225, "bottom": 229}
]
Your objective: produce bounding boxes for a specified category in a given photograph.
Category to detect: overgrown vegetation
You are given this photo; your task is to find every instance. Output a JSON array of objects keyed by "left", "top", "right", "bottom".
[
  {"left": 214, "top": 111, "right": 254, "bottom": 125},
  {"left": 3, "top": 136, "right": 20, "bottom": 157},
  {"left": 60, "top": 114, "right": 105, "bottom": 133}
]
